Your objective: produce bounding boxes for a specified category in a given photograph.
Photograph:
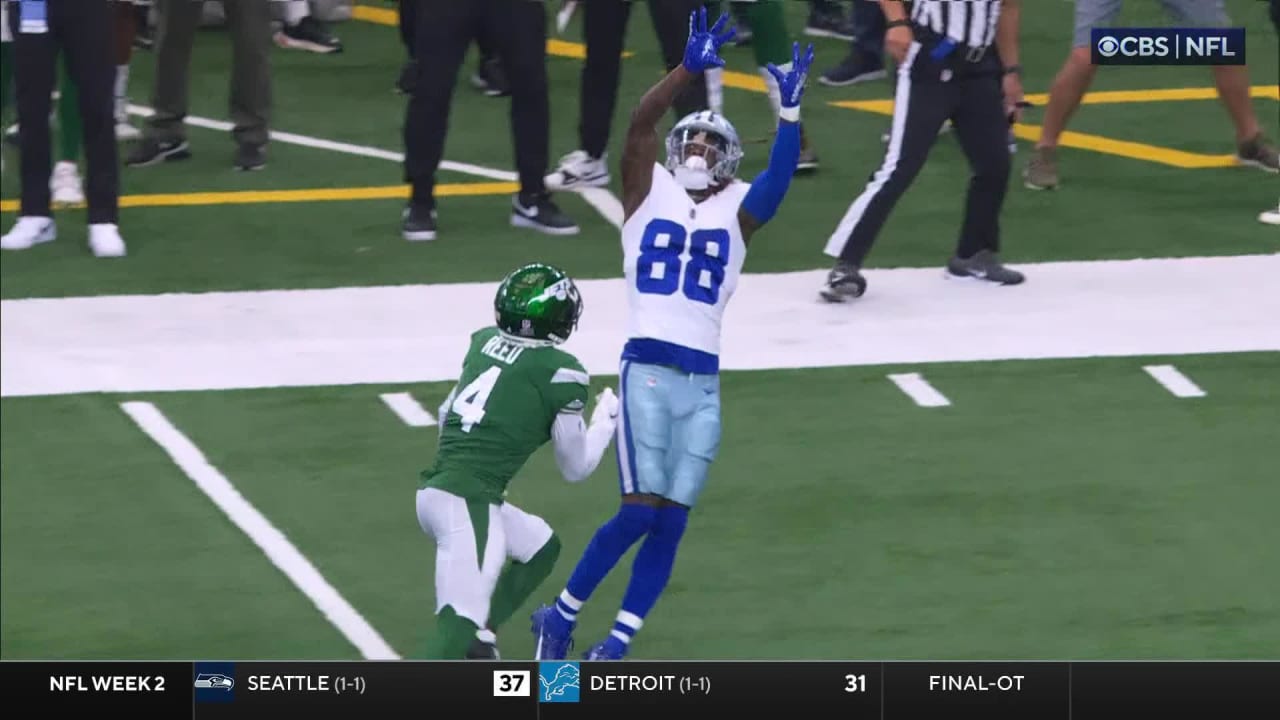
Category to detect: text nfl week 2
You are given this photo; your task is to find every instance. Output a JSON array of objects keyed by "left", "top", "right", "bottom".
[{"left": 50, "top": 674, "right": 167, "bottom": 692}]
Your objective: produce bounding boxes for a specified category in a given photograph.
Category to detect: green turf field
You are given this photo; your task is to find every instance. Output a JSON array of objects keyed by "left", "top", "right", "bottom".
[{"left": 2, "top": 1, "right": 1278, "bottom": 661}]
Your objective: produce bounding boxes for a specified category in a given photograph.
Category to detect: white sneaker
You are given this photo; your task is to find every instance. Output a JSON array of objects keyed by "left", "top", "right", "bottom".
[
  {"left": 544, "top": 150, "right": 609, "bottom": 191},
  {"left": 1261, "top": 199, "right": 1280, "bottom": 226},
  {"left": 50, "top": 161, "right": 85, "bottom": 205},
  {"left": 88, "top": 223, "right": 126, "bottom": 258},
  {"left": 115, "top": 121, "right": 141, "bottom": 140},
  {"left": 115, "top": 96, "right": 141, "bottom": 140},
  {"left": 1, "top": 216, "right": 56, "bottom": 250}
]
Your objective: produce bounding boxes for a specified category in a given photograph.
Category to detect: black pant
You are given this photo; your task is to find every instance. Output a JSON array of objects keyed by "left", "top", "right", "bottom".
[
  {"left": 404, "top": 0, "right": 547, "bottom": 206},
  {"left": 579, "top": 0, "right": 708, "bottom": 159},
  {"left": 399, "top": 0, "right": 496, "bottom": 62},
  {"left": 828, "top": 39, "right": 1010, "bottom": 266},
  {"left": 11, "top": 0, "right": 118, "bottom": 223}
]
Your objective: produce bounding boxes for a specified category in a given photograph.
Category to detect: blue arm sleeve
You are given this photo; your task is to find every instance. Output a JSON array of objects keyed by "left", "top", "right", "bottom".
[{"left": 740, "top": 121, "right": 801, "bottom": 226}]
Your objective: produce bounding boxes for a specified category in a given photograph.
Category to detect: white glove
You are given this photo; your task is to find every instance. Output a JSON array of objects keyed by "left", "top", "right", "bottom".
[{"left": 591, "top": 387, "right": 619, "bottom": 427}]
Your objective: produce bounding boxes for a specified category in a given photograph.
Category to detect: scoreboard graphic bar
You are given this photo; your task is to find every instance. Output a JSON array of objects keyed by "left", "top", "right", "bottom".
[{"left": 3, "top": 660, "right": 1276, "bottom": 719}]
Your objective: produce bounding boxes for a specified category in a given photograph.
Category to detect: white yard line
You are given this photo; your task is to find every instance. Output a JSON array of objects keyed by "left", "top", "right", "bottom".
[
  {"left": 887, "top": 373, "right": 951, "bottom": 407},
  {"left": 5, "top": 255, "right": 1279, "bottom": 397},
  {"left": 579, "top": 187, "right": 625, "bottom": 228},
  {"left": 380, "top": 392, "right": 438, "bottom": 427},
  {"left": 119, "top": 401, "right": 401, "bottom": 660},
  {"left": 124, "top": 104, "right": 624, "bottom": 222},
  {"left": 1143, "top": 364, "right": 1207, "bottom": 398}
]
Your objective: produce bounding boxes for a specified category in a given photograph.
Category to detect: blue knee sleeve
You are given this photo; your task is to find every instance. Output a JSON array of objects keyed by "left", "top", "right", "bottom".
[{"left": 565, "top": 504, "right": 657, "bottom": 603}]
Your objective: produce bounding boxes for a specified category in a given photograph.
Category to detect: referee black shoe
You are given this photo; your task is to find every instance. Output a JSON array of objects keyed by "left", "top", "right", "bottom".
[
  {"left": 402, "top": 204, "right": 437, "bottom": 242},
  {"left": 819, "top": 261, "right": 867, "bottom": 303},
  {"left": 945, "top": 250, "right": 1025, "bottom": 285},
  {"left": 511, "top": 193, "right": 579, "bottom": 236}
]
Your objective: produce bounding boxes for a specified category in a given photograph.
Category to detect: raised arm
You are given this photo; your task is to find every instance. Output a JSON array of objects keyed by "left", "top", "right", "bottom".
[
  {"left": 621, "top": 8, "right": 737, "bottom": 221},
  {"left": 737, "top": 42, "right": 815, "bottom": 244}
]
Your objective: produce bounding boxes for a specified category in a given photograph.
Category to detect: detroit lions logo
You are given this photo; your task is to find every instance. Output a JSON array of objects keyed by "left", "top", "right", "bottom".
[{"left": 538, "top": 662, "right": 580, "bottom": 703}]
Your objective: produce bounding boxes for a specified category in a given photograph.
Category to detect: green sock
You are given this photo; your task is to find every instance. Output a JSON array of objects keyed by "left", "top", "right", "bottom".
[
  {"left": 57, "top": 61, "right": 81, "bottom": 163},
  {"left": 486, "top": 534, "right": 561, "bottom": 632},
  {"left": 421, "top": 605, "right": 480, "bottom": 660},
  {"left": 745, "top": 0, "right": 790, "bottom": 67},
  {"left": 0, "top": 43, "right": 11, "bottom": 123},
  {"left": 743, "top": 0, "right": 791, "bottom": 122}
]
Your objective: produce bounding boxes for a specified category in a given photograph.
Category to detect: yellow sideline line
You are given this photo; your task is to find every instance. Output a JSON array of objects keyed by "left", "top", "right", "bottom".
[
  {"left": 0, "top": 182, "right": 521, "bottom": 212},
  {"left": 829, "top": 99, "right": 1243, "bottom": 169},
  {"left": 349, "top": 4, "right": 633, "bottom": 59},
  {"left": 1024, "top": 85, "right": 1280, "bottom": 105}
]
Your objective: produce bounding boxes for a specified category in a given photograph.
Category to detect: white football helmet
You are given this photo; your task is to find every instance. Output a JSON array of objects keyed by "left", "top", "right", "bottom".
[{"left": 665, "top": 110, "right": 743, "bottom": 191}]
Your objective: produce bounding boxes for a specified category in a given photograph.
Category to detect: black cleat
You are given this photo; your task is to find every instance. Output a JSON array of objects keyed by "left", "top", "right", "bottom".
[
  {"left": 819, "top": 262, "right": 867, "bottom": 302},
  {"left": 945, "top": 250, "right": 1025, "bottom": 285},
  {"left": 511, "top": 193, "right": 579, "bottom": 236},
  {"left": 402, "top": 204, "right": 437, "bottom": 242},
  {"left": 466, "top": 637, "right": 500, "bottom": 660}
]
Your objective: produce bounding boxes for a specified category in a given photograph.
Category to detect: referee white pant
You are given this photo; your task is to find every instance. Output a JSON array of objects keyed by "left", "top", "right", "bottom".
[
  {"left": 415, "top": 487, "right": 554, "bottom": 628},
  {"left": 824, "top": 40, "right": 1011, "bottom": 267}
]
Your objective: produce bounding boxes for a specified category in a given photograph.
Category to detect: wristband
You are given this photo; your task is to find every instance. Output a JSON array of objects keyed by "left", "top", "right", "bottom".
[
  {"left": 1004, "top": 64, "right": 1022, "bottom": 76},
  {"left": 886, "top": 19, "right": 911, "bottom": 29}
]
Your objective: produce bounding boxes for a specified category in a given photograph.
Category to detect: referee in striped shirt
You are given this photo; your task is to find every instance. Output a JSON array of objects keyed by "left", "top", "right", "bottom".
[{"left": 819, "top": 0, "right": 1025, "bottom": 302}]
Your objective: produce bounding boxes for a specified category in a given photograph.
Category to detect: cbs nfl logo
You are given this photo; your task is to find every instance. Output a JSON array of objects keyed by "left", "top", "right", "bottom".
[{"left": 1092, "top": 28, "right": 1245, "bottom": 66}]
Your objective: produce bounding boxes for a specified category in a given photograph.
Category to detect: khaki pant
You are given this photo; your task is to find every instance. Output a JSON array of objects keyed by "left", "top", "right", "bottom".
[{"left": 144, "top": 0, "right": 271, "bottom": 148}]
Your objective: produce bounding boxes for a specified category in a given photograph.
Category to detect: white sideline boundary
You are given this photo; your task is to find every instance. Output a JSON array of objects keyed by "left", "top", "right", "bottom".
[
  {"left": 5, "top": 255, "right": 1279, "bottom": 398},
  {"left": 120, "top": 401, "right": 401, "bottom": 660},
  {"left": 125, "top": 105, "right": 625, "bottom": 227}
]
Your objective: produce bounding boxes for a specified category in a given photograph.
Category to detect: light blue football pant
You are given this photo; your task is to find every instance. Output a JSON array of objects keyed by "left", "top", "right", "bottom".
[{"left": 616, "top": 361, "right": 721, "bottom": 508}]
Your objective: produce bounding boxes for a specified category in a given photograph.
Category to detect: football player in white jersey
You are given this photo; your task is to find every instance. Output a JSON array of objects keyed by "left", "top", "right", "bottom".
[{"left": 532, "top": 8, "right": 814, "bottom": 660}]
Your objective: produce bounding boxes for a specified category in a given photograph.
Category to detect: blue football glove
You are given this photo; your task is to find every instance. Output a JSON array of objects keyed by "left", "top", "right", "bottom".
[
  {"left": 682, "top": 7, "right": 736, "bottom": 74},
  {"left": 766, "top": 42, "right": 816, "bottom": 121}
]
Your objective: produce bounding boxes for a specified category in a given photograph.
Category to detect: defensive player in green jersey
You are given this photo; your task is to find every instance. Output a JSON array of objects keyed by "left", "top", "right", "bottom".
[{"left": 416, "top": 263, "right": 619, "bottom": 660}]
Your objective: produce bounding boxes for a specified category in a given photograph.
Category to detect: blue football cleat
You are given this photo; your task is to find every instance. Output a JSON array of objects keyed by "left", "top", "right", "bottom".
[
  {"left": 583, "top": 637, "right": 628, "bottom": 660},
  {"left": 531, "top": 604, "right": 574, "bottom": 660}
]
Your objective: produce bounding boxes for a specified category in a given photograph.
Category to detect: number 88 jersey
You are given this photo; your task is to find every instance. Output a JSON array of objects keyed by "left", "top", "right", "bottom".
[{"left": 620, "top": 163, "right": 751, "bottom": 375}]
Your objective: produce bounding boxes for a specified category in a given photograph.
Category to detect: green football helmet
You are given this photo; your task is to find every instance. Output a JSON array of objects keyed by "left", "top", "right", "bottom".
[{"left": 494, "top": 263, "right": 583, "bottom": 344}]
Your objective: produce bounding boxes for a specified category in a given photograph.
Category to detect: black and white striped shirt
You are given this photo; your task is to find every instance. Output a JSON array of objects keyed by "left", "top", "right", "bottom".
[{"left": 910, "top": 0, "right": 1002, "bottom": 49}]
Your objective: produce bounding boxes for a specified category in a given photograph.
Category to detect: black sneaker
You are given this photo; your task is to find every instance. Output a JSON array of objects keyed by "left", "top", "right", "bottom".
[
  {"left": 511, "top": 193, "right": 579, "bottom": 236},
  {"left": 234, "top": 144, "right": 266, "bottom": 171},
  {"left": 273, "top": 16, "right": 343, "bottom": 54},
  {"left": 470, "top": 56, "right": 510, "bottom": 97},
  {"left": 819, "top": 262, "right": 867, "bottom": 303},
  {"left": 402, "top": 204, "right": 437, "bottom": 242},
  {"left": 125, "top": 138, "right": 191, "bottom": 167},
  {"left": 396, "top": 60, "right": 418, "bottom": 95},
  {"left": 804, "top": 8, "right": 855, "bottom": 41},
  {"left": 945, "top": 250, "right": 1025, "bottom": 285},
  {"left": 818, "top": 53, "right": 887, "bottom": 87}
]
